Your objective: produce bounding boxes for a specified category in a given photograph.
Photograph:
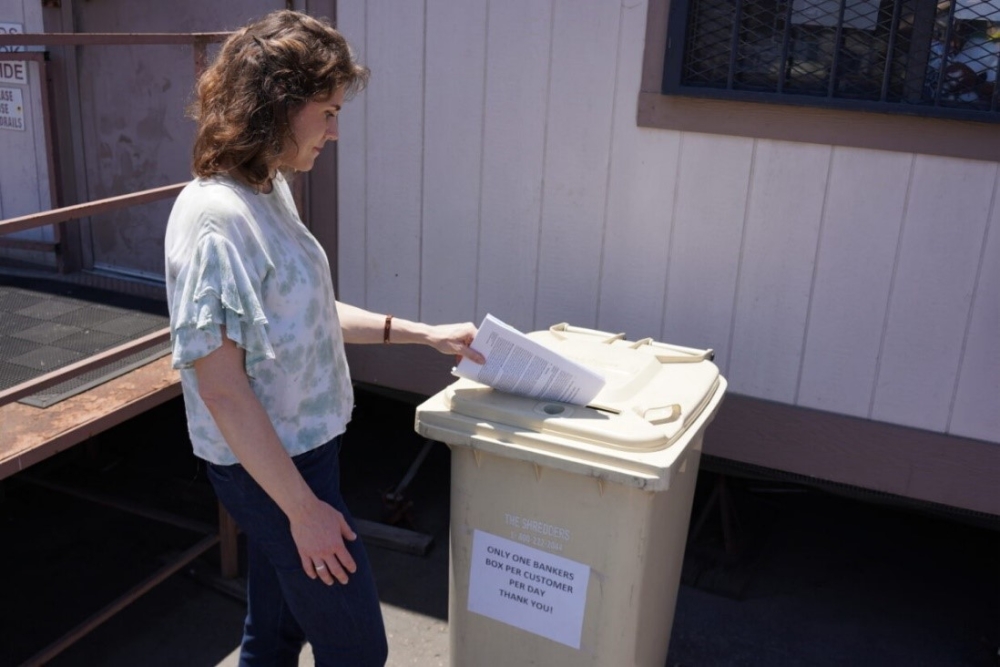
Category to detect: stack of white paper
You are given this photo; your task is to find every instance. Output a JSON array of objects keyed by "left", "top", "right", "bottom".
[{"left": 453, "top": 314, "right": 605, "bottom": 407}]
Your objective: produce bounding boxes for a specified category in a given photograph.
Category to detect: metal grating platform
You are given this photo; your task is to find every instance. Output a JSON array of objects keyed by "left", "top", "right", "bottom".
[{"left": 0, "top": 277, "right": 170, "bottom": 407}]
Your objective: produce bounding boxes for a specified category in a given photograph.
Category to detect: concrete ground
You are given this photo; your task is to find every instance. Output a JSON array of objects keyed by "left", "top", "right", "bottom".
[{"left": 0, "top": 389, "right": 997, "bottom": 667}]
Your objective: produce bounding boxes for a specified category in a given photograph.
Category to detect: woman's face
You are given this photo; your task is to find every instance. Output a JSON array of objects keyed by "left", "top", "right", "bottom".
[{"left": 276, "top": 86, "right": 346, "bottom": 173}]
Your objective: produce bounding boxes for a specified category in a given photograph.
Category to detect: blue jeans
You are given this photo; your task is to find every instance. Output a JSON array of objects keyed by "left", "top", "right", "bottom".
[{"left": 207, "top": 437, "right": 388, "bottom": 667}]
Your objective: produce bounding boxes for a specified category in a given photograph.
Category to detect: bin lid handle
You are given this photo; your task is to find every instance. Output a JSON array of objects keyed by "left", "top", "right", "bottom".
[
  {"left": 549, "top": 322, "right": 626, "bottom": 344},
  {"left": 628, "top": 338, "right": 715, "bottom": 363},
  {"left": 642, "top": 403, "right": 682, "bottom": 424}
]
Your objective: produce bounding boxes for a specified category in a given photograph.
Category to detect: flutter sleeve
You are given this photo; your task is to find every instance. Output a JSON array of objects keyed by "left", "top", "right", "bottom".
[{"left": 169, "top": 231, "right": 275, "bottom": 376}]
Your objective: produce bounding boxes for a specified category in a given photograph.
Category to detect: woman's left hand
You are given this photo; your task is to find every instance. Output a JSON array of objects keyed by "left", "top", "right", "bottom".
[{"left": 425, "top": 322, "right": 485, "bottom": 364}]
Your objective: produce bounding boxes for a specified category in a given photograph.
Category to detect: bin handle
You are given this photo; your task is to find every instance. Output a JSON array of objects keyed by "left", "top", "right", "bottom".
[
  {"left": 549, "top": 323, "right": 625, "bottom": 344},
  {"left": 641, "top": 403, "right": 682, "bottom": 424},
  {"left": 628, "top": 338, "right": 714, "bottom": 363}
]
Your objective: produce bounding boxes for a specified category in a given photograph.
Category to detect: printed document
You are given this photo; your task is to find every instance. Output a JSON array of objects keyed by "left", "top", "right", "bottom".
[{"left": 453, "top": 314, "right": 605, "bottom": 406}]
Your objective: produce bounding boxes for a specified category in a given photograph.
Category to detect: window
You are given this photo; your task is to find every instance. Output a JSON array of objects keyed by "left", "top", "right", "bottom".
[
  {"left": 663, "top": 0, "right": 999, "bottom": 121},
  {"left": 638, "top": 0, "right": 1000, "bottom": 160}
]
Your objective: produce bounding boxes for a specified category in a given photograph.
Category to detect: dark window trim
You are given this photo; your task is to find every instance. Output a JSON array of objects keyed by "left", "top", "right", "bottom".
[{"left": 639, "top": 0, "right": 1000, "bottom": 162}]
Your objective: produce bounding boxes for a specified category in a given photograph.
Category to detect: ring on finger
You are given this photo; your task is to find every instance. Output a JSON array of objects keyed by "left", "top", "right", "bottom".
[{"left": 315, "top": 564, "right": 327, "bottom": 571}]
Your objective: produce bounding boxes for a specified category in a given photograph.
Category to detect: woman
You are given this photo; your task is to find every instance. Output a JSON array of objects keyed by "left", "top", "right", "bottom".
[{"left": 164, "top": 10, "right": 483, "bottom": 666}]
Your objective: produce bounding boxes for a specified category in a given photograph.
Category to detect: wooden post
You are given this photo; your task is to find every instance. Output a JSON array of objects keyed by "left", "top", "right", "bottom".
[
  {"left": 193, "top": 34, "right": 208, "bottom": 79},
  {"left": 219, "top": 502, "right": 240, "bottom": 579}
]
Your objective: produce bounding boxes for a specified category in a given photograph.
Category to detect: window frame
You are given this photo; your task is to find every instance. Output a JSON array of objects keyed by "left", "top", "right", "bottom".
[{"left": 639, "top": 0, "right": 1000, "bottom": 162}]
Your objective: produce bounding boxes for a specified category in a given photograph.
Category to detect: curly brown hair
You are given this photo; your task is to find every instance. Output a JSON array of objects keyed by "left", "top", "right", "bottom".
[{"left": 190, "top": 10, "right": 369, "bottom": 190}]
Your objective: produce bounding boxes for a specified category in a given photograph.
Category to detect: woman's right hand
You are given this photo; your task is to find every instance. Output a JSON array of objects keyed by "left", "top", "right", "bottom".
[
  {"left": 290, "top": 499, "right": 358, "bottom": 585},
  {"left": 194, "top": 334, "right": 360, "bottom": 585}
]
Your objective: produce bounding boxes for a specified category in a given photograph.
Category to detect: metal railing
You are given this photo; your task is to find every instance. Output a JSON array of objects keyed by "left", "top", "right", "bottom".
[{"left": 0, "top": 32, "right": 228, "bottom": 409}]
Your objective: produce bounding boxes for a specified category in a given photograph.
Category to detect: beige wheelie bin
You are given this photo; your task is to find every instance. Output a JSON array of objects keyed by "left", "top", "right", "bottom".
[{"left": 414, "top": 324, "right": 727, "bottom": 667}]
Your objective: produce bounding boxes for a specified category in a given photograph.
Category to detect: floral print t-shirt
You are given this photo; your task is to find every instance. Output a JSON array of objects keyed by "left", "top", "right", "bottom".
[{"left": 164, "top": 173, "right": 353, "bottom": 465}]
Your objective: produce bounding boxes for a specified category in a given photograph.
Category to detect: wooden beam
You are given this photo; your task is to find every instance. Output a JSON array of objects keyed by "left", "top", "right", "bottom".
[
  {"left": 347, "top": 352, "right": 999, "bottom": 517},
  {"left": 355, "top": 518, "right": 435, "bottom": 557},
  {"left": 703, "top": 394, "right": 1000, "bottom": 517},
  {"left": 0, "top": 355, "right": 181, "bottom": 482}
]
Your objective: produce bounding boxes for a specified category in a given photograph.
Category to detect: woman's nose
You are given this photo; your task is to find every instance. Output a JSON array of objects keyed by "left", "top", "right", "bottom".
[{"left": 326, "top": 117, "right": 339, "bottom": 140}]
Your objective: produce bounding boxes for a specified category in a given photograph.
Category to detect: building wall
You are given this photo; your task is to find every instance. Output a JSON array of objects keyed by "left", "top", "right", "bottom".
[
  {"left": 69, "top": 0, "right": 280, "bottom": 279},
  {"left": 0, "top": 0, "right": 54, "bottom": 268},
  {"left": 0, "top": 0, "right": 340, "bottom": 281},
  {"left": 336, "top": 0, "right": 999, "bottom": 446}
]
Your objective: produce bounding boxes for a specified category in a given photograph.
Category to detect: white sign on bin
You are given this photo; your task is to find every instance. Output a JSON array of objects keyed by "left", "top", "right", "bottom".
[
  {"left": 467, "top": 529, "right": 591, "bottom": 649},
  {"left": 0, "top": 86, "right": 24, "bottom": 131}
]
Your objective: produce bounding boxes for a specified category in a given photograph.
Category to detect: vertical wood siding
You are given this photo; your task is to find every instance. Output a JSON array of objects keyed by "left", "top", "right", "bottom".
[
  {"left": 362, "top": 1, "right": 424, "bottom": 320},
  {"left": 872, "top": 156, "right": 996, "bottom": 432},
  {"left": 476, "top": 0, "right": 552, "bottom": 332},
  {"left": 597, "top": 0, "right": 679, "bottom": 342},
  {"left": 949, "top": 179, "right": 1000, "bottom": 443},
  {"left": 335, "top": 0, "right": 367, "bottom": 306},
  {"left": 421, "top": 0, "right": 488, "bottom": 325},
  {"left": 728, "top": 140, "right": 830, "bottom": 403},
  {"left": 337, "top": 0, "right": 999, "bottom": 444},
  {"left": 662, "top": 132, "right": 753, "bottom": 372},
  {"left": 534, "top": 0, "right": 620, "bottom": 328},
  {"left": 797, "top": 149, "right": 911, "bottom": 417}
]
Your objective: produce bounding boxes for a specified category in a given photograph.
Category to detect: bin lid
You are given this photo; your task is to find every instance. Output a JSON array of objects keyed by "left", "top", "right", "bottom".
[{"left": 431, "top": 325, "right": 722, "bottom": 452}]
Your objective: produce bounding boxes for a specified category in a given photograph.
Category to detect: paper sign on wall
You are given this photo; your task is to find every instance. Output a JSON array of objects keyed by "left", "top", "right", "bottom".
[
  {"left": 467, "top": 529, "right": 591, "bottom": 649},
  {"left": 0, "top": 23, "right": 27, "bottom": 85},
  {"left": 0, "top": 86, "right": 24, "bottom": 131}
]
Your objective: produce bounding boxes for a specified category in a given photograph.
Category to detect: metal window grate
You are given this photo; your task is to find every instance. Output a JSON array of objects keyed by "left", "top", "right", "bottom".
[{"left": 665, "top": 0, "right": 1000, "bottom": 120}]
